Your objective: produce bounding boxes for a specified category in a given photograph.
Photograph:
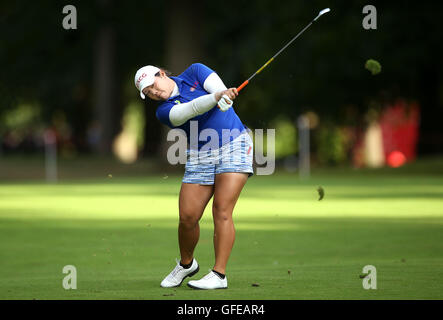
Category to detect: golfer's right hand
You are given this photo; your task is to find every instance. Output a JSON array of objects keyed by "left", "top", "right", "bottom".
[{"left": 216, "top": 88, "right": 238, "bottom": 101}]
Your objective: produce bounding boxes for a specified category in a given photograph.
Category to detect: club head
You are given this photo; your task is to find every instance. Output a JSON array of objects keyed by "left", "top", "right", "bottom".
[
  {"left": 319, "top": 8, "right": 331, "bottom": 16},
  {"left": 314, "top": 8, "right": 331, "bottom": 21}
]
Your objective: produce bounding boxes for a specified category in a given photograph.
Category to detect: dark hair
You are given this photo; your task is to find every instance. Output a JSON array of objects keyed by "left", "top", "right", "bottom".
[{"left": 155, "top": 68, "right": 172, "bottom": 77}]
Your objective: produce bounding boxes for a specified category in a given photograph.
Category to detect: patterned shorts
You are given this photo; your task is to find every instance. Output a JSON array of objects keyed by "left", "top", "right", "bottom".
[{"left": 182, "top": 131, "right": 254, "bottom": 185}]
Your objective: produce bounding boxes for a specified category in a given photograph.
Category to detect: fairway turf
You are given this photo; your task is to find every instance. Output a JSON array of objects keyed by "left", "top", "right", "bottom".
[{"left": 0, "top": 162, "right": 443, "bottom": 300}]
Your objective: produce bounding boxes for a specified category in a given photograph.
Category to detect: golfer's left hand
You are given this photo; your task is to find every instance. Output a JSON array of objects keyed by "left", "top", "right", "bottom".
[
  {"left": 216, "top": 88, "right": 238, "bottom": 112},
  {"left": 218, "top": 94, "right": 233, "bottom": 112}
]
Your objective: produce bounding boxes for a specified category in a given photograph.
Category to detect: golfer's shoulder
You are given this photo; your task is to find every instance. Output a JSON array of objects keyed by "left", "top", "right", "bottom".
[
  {"left": 192, "top": 62, "right": 214, "bottom": 75},
  {"left": 180, "top": 63, "right": 214, "bottom": 79},
  {"left": 155, "top": 99, "right": 173, "bottom": 114},
  {"left": 190, "top": 62, "right": 210, "bottom": 70},
  {"left": 155, "top": 101, "right": 175, "bottom": 128},
  {"left": 156, "top": 100, "right": 174, "bottom": 114}
]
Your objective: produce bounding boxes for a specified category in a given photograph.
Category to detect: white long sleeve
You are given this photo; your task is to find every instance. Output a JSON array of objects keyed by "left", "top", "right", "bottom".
[
  {"left": 203, "top": 72, "right": 228, "bottom": 93},
  {"left": 169, "top": 93, "right": 218, "bottom": 127},
  {"left": 168, "top": 72, "right": 229, "bottom": 127}
]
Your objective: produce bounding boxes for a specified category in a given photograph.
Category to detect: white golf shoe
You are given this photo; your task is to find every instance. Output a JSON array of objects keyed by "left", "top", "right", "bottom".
[
  {"left": 160, "top": 258, "right": 199, "bottom": 288},
  {"left": 187, "top": 270, "right": 228, "bottom": 290}
]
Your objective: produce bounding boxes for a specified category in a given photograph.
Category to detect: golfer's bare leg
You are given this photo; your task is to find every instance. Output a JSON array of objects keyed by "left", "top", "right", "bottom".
[
  {"left": 179, "top": 183, "right": 214, "bottom": 265},
  {"left": 212, "top": 172, "right": 248, "bottom": 274}
]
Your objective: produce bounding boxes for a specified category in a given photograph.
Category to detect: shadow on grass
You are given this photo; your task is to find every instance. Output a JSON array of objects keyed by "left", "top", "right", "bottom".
[{"left": 1, "top": 215, "right": 443, "bottom": 299}]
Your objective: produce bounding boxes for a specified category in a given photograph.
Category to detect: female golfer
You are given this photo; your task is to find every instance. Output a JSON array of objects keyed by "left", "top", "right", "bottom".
[{"left": 134, "top": 63, "right": 253, "bottom": 289}]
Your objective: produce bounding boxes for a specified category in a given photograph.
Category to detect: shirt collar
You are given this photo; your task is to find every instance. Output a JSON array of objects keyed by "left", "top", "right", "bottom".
[
  {"left": 168, "top": 76, "right": 182, "bottom": 100},
  {"left": 170, "top": 83, "right": 179, "bottom": 98}
]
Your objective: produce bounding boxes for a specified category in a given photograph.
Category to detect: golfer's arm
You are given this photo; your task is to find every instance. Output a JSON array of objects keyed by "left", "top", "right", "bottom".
[
  {"left": 168, "top": 72, "right": 227, "bottom": 127},
  {"left": 203, "top": 72, "right": 228, "bottom": 93},
  {"left": 169, "top": 93, "right": 218, "bottom": 127}
]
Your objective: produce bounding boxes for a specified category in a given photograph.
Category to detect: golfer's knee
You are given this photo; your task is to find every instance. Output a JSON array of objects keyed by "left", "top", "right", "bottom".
[
  {"left": 212, "top": 203, "right": 232, "bottom": 223},
  {"left": 179, "top": 211, "right": 200, "bottom": 228}
]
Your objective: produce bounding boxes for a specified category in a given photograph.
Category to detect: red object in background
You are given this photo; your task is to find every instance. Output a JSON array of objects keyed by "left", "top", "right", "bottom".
[
  {"left": 379, "top": 100, "right": 420, "bottom": 164},
  {"left": 387, "top": 150, "right": 406, "bottom": 167}
]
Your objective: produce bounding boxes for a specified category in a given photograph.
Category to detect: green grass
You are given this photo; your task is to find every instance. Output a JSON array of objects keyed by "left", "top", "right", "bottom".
[{"left": 1, "top": 159, "right": 443, "bottom": 299}]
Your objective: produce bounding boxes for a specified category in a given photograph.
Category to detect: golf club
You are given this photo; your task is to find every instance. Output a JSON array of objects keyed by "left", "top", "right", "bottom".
[{"left": 236, "top": 8, "right": 331, "bottom": 92}]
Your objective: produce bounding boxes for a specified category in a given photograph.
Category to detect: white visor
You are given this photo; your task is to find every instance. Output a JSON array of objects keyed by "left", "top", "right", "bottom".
[{"left": 134, "top": 65, "right": 160, "bottom": 100}]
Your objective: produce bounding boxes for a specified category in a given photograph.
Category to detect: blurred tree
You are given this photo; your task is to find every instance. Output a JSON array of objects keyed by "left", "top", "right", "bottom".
[
  {"left": 153, "top": 0, "right": 206, "bottom": 161},
  {"left": 1, "top": 0, "right": 442, "bottom": 157},
  {"left": 92, "top": 0, "right": 121, "bottom": 154},
  {"left": 202, "top": 0, "right": 443, "bottom": 154}
]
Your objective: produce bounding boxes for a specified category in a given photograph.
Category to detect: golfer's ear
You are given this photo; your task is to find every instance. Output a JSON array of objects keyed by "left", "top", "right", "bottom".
[{"left": 159, "top": 70, "right": 167, "bottom": 77}]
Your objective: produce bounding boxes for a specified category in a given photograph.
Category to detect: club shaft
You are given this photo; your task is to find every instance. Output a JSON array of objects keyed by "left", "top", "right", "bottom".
[
  {"left": 237, "top": 17, "right": 317, "bottom": 92},
  {"left": 267, "top": 21, "right": 314, "bottom": 66}
]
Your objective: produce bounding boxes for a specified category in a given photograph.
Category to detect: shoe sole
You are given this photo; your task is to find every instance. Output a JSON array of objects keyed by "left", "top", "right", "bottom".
[
  {"left": 161, "top": 265, "right": 200, "bottom": 288},
  {"left": 187, "top": 282, "right": 228, "bottom": 290}
]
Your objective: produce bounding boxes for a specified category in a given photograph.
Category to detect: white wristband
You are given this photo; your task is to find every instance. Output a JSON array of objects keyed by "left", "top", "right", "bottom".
[{"left": 218, "top": 94, "right": 233, "bottom": 112}]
